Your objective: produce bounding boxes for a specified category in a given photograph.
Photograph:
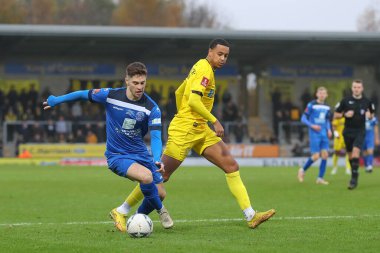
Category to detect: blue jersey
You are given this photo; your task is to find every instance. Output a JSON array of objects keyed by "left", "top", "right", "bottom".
[
  {"left": 303, "top": 100, "right": 331, "bottom": 137},
  {"left": 365, "top": 117, "right": 378, "bottom": 139},
  {"left": 88, "top": 88, "right": 162, "bottom": 162}
]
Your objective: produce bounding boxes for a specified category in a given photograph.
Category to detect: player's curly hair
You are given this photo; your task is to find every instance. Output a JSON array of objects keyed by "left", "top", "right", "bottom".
[
  {"left": 126, "top": 62, "right": 147, "bottom": 77},
  {"left": 209, "top": 38, "right": 230, "bottom": 49}
]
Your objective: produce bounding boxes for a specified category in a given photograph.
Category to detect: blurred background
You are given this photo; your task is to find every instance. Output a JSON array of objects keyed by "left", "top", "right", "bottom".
[{"left": 1, "top": 0, "right": 380, "bottom": 164}]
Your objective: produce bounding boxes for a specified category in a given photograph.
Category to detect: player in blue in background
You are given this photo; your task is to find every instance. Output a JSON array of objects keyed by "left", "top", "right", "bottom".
[
  {"left": 362, "top": 112, "right": 379, "bottom": 173},
  {"left": 298, "top": 87, "right": 332, "bottom": 185},
  {"left": 43, "top": 62, "right": 173, "bottom": 232}
]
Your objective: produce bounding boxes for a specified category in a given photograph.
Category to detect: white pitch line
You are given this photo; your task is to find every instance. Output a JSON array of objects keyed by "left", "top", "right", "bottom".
[{"left": 1, "top": 215, "right": 379, "bottom": 227}]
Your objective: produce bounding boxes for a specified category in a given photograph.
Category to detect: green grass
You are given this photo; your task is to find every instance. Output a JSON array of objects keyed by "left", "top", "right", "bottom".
[{"left": 0, "top": 164, "right": 379, "bottom": 253}]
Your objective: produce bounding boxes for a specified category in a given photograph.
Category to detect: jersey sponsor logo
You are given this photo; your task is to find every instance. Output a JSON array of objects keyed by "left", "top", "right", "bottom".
[
  {"left": 200, "top": 77, "right": 209, "bottom": 87},
  {"left": 122, "top": 118, "right": 136, "bottom": 129},
  {"left": 152, "top": 118, "right": 161, "bottom": 125},
  {"left": 135, "top": 111, "right": 145, "bottom": 121}
]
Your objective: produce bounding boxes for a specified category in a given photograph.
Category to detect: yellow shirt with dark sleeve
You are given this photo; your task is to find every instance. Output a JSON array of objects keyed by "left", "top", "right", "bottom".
[
  {"left": 175, "top": 59, "right": 216, "bottom": 124},
  {"left": 332, "top": 117, "right": 345, "bottom": 136}
]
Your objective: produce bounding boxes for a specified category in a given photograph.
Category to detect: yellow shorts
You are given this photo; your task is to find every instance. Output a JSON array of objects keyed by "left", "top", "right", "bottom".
[
  {"left": 163, "top": 117, "right": 221, "bottom": 161},
  {"left": 333, "top": 137, "right": 345, "bottom": 151}
]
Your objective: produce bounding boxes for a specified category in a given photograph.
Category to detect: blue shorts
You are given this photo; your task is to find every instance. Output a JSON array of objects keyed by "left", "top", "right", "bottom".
[
  {"left": 363, "top": 134, "right": 375, "bottom": 150},
  {"left": 309, "top": 134, "right": 329, "bottom": 154},
  {"left": 106, "top": 154, "right": 163, "bottom": 184}
]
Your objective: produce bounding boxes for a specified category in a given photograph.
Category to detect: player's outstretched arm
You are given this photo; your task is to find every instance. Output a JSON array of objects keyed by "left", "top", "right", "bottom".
[{"left": 43, "top": 90, "right": 90, "bottom": 110}]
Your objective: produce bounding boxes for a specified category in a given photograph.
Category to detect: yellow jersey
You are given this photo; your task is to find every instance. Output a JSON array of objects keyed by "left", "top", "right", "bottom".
[
  {"left": 175, "top": 59, "right": 215, "bottom": 123},
  {"left": 332, "top": 117, "right": 345, "bottom": 136}
]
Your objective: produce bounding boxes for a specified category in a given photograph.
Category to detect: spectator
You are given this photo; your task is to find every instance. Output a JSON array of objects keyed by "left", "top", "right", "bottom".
[
  {"left": 5, "top": 108, "right": 17, "bottom": 122},
  {"left": 233, "top": 116, "right": 246, "bottom": 143},
  {"left": 71, "top": 101, "right": 83, "bottom": 120},
  {"left": 164, "top": 96, "right": 176, "bottom": 122},
  {"left": 18, "top": 122, "right": 32, "bottom": 143},
  {"left": 86, "top": 130, "right": 98, "bottom": 144},
  {"left": 19, "top": 88, "right": 28, "bottom": 112},
  {"left": 149, "top": 86, "right": 161, "bottom": 106},
  {"left": 94, "top": 122, "right": 106, "bottom": 142},
  {"left": 75, "top": 129, "right": 86, "bottom": 143},
  {"left": 31, "top": 122, "right": 44, "bottom": 142},
  {"left": 28, "top": 83, "right": 39, "bottom": 108},
  {"left": 7, "top": 85, "right": 18, "bottom": 108},
  {"left": 45, "top": 120, "right": 56, "bottom": 142},
  {"left": 55, "top": 115, "right": 69, "bottom": 137}
]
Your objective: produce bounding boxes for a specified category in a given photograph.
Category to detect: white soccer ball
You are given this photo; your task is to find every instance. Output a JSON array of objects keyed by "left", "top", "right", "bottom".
[{"left": 126, "top": 213, "right": 153, "bottom": 238}]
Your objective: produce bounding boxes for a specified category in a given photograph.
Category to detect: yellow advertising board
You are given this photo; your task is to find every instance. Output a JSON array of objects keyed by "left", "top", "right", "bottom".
[
  {"left": 19, "top": 143, "right": 279, "bottom": 159},
  {"left": 0, "top": 79, "right": 40, "bottom": 93},
  {"left": 19, "top": 144, "right": 105, "bottom": 158}
]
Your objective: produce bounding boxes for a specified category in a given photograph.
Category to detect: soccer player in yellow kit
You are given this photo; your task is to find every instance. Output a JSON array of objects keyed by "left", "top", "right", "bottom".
[
  {"left": 113, "top": 38, "right": 275, "bottom": 230},
  {"left": 331, "top": 117, "right": 351, "bottom": 175}
]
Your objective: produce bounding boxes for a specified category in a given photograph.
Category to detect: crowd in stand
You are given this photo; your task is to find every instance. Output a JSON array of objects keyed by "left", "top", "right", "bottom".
[{"left": 0, "top": 86, "right": 250, "bottom": 152}]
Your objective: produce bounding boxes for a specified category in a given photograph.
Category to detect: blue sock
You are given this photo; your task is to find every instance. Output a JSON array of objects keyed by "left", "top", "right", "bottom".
[
  {"left": 303, "top": 158, "right": 314, "bottom": 172},
  {"left": 137, "top": 182, "right": 162, "bottom": 215},
  {"left": 318, "top": 159, "right": 327, "bottom": 178},
  {"left": 363, "top": 156, "right": 368, "bottom": 167},
  {"left": 137, "top": 199, "right": 155, "bottom": 215},
  {"left": 368, "top": 154, "right": 374, "bottom": 166}
]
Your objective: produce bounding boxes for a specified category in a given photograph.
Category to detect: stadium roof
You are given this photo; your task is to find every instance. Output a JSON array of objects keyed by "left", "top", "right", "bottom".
[{"left": 1, "top": 24, "right": 380, "bottom": 67}]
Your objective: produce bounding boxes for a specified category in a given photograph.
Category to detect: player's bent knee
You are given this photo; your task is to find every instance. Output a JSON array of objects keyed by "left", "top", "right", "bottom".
[
  {"left": 140, "top": 172, "right": 153, "bottom": 184},
  {"left": 223, "top": 159, "right": 239, "bottom": 173}
]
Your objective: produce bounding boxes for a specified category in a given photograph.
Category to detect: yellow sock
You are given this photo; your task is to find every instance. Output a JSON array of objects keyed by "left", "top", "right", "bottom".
[
  {"left": 125, "top": 184, "right": 144, "bottom": 207},
  {"left": 225, "top": 171, "right": 251, "bottom": 210},
  {"left": 345, "top": 154, "right": 351, "bottom": 170},
  {"left": 332, "top": 153, "right": 338, "bottom": 168}
]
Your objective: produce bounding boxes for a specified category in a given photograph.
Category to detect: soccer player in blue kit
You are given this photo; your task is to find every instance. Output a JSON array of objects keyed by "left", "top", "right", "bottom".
[
  {"left": 362, "top": 112, "right": 379, "bottom": 173},
  {"left": 43, "top": 62, "right": 173, "bottom": 232},
  {"left": 298, "top": 87, "right": 332, "bottom": 185}
]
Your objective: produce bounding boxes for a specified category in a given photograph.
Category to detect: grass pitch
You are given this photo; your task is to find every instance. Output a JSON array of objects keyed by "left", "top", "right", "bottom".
[{"left": 0, "top": 164, "right": 379, "bottom": 253}]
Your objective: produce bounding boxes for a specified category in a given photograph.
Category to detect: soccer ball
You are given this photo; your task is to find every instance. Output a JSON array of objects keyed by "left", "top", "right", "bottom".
[{"left": 126, "top": 213, "right": 153, "bottom": 238}]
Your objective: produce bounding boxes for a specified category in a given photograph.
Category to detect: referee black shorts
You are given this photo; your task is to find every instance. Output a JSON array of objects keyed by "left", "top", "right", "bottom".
[{"left": 343, "top": 128, "right": 365, "bottom": 152}]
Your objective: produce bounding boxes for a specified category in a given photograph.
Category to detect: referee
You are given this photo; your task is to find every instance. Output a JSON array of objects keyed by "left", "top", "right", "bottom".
[{"left": 334, "top": 80, "right": 375, "bottom": 190}]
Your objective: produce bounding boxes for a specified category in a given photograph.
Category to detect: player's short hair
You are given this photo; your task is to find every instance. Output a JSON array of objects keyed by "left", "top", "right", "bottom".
[
  {"left": 317, "top": 86, "right": 327, "bottom": 92},
  {"left": 353, "top": 79, "right": 363, "bottom": 85},
  {"left": 126, "top": 62, "right": 147, "bottom": 77},
  {"left": 209, "top": 38, "right": 230, "bottom": 49}
]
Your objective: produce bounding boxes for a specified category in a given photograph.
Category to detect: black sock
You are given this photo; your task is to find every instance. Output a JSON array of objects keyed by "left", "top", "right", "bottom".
[{"left": 350, "top": 158, "right": 359, "bottom": 180}]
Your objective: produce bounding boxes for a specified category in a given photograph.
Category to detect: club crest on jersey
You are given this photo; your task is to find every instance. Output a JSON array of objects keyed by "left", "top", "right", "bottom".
[
  {"left": 135, "top": 111, "right": 145, "bottom": 121},
  {"left": 200, "top": 77, "right": 209, "bottom": 87},
  {"left": 92, "top": 89, "right": 100, "bottom": 94}
]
